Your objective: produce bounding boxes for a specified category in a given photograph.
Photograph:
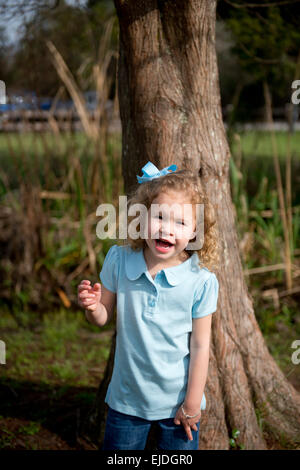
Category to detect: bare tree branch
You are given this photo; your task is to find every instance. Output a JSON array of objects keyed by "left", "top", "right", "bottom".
[
  {"left": 0, "top": 0, "right": 60, "bottom": 10},
  {"left": 235, "top": 39, "right": 281, "bottom": 64},
  {"left": 0, "top": 1, "right": 61, "bottom": 23}
]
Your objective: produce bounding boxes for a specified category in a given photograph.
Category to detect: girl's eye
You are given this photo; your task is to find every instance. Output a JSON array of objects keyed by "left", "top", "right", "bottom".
[{"left": 177, "top": 221, "right": 186, "bottom": 225}]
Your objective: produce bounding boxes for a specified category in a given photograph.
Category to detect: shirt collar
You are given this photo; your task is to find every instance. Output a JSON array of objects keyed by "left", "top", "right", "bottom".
[{"left": 124, "top": 245, "right": 201, "bottom": 286}]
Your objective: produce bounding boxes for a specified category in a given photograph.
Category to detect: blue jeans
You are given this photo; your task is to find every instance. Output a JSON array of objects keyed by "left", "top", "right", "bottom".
[{"left": 101, "top": 406, "right": 200, "bottom": 450}]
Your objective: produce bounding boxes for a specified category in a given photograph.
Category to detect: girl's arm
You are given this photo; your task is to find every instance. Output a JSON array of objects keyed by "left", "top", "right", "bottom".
[
  {"left": 85, "top": 285, "right": 116, "bottom": 327},
  {"left": 183, "top": 314, "right": 212, "bottom": 413}
]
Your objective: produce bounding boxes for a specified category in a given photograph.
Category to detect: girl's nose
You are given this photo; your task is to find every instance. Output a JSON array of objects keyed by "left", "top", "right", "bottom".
[{"left": 160, "top": 220, "right": 175, "bottom": 237}]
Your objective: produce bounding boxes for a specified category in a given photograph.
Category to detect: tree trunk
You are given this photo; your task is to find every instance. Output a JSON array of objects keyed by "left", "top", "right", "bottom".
[{"left": 82, "top": 0, "right": 300, "bottom": 450}]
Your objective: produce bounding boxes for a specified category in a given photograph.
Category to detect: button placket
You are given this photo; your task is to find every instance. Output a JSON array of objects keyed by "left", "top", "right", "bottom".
[{"left": 145, "top": 282, "right": 159, "bottom": 316}]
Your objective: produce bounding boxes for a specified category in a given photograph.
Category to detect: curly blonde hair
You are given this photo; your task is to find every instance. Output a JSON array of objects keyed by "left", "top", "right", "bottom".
[{"left": 119, "top": 168, "right": 220, "bottom": 272}]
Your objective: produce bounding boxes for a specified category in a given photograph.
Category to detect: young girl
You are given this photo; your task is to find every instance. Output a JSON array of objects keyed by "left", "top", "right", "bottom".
[{"left": 77, "top": 161, "right": 220, "bottom": 450}]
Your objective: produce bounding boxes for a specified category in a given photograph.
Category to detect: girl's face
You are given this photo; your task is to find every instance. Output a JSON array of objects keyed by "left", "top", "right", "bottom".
[{"left": 145, "top": 190, "right": 196, "bottom": 263}]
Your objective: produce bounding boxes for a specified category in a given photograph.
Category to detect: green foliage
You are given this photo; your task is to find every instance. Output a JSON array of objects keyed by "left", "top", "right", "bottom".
[
  {"left": 229, "top": 428, "right": 245, "bottom": 449},
  {"left": 0, "top": 130, "right": 122, "bottom": 314},
  {"left": 49, "top": 360, "right": 78, "bottom": 382},
  {"left": 0, "top": 308, "right": 113, "bottom": 387},
  {"left": 217, "top": 2, "right": 300, "bottom": 124},
  {"left": 229, "top": 131, "right": 300, "bottom": 277},
  {"left": 0, "top": 129, "right": 299, "bottom": 450},
  {"left": 223, "top": 4, "right": 300, "bottom": 85},
  {"left": 42, "top": 309, "right": 81, "bottom": 354},
  {"left": 18, "top": 422, "right": 41, "bottom": 436},
  {"left": 0, "top": 425, "right": 15, "bottom": 449}
]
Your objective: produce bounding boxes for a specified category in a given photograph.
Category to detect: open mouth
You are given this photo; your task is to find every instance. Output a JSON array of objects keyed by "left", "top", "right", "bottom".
[{"left": 155, "top": 238, "right": 174, "bottom": 251}]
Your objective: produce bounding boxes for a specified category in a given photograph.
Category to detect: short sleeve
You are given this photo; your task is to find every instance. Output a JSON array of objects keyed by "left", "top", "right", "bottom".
[
  {"left": 192, "top": 273, "right": 219, "bottom": 319},
  {"left": 99, "top": 244, "right": 119, "bottom": 293}
]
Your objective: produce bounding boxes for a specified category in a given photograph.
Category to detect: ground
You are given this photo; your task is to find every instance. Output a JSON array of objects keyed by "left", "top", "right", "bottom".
[{"left": 0, "top": 310, "right": 299, "bottom": 450}]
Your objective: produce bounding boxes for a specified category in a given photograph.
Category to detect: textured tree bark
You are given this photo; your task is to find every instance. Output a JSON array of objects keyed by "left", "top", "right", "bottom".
[{"left": 82, "top": 0, "right": 300, "bottom": 450}]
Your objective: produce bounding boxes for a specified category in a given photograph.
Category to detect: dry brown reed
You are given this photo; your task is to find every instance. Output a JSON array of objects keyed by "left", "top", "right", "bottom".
[{"left": 263, "top": 79, "right": 293, "bottom": 291}]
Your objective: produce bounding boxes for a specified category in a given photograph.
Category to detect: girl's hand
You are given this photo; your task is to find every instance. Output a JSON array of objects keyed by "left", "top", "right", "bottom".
[
  {"left": 77, "top": 280, "right": 101, "bottom": 313},
  {"left": 174, "top": 404, "right": 201, "bottom": 441}
]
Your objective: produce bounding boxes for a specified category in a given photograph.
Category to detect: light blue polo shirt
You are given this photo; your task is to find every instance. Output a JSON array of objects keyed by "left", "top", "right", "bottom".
[{"left": 99, "top": 244, "right": 219, "bottom": 420}]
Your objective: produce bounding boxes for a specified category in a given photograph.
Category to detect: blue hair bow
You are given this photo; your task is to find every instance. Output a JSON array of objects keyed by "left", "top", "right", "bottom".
[{"left": 136, "top": 161, "right": 177, "bottom": 184}]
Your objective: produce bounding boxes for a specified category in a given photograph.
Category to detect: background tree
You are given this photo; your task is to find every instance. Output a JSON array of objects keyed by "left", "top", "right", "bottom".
[
  {"left": 217, "top": 0, "right": 300, "bottom": 293},
  {"left": 0, "top": 0, "right": 118, "bottom": 97},
  {"left": 0, "top": 26, "right": 12, "bottom": 85},
  {"left": 217, "top": 0, "right": 300, "bottom": 124},
  {"left": 12, "top": 1, "right": 97, "bottom": 96},
  {"left": 82, "top": 0, "right": 300, "bottom": 450}
]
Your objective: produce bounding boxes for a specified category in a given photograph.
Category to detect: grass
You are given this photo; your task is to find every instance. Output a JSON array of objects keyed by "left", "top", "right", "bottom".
[
  {"left": 0, "top": 129, "right": 300, "bottom": 449},
  {"left": 256, "top": 304, "right": 300, "bottom": 370},
  {"left": 230, "top": 130, "right": 300, "bottom": 161},
  {"left": 0, "top": 308, "right": 113, "bottom": 388},
  {"left": 1, "top": 299, "right": 299, "bottom": 449},
  {"left": 0, "top": 307, "right": 114, "bottom": 449},
  {"left": 0, "top": 131, "right": 122, "bottom": 197}
]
